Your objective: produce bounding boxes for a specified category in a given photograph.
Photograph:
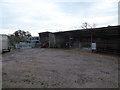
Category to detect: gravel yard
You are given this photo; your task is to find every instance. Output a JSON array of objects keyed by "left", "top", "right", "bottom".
[{"left": 2, "top": 48, "right": 119, "bottom": 88}]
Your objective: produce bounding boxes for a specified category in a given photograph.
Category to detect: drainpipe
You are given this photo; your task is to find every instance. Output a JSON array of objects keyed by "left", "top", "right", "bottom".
[
  {"left": 54, "top": 35, "right": 56, "bottom": 48},
  {"left": 69, "top": 37, "right": 73, "bottom": 48},
  {"left": 69, "top": 36, "right": 71, "bottom": 48},
  {"left": 91, "top": 30, "right": 93, "bottom": 51},
  {"left": 49, "top": 33, "right": 50, "bottom": 48}
]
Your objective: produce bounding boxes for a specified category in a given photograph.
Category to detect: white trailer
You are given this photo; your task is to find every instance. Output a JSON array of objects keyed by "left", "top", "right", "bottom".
[{"left": 0, "top": 34, "right": 10, "bottom": 53}]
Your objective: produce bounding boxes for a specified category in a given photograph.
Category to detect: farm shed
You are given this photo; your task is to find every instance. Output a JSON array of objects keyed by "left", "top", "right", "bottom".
[
  {"left": 38, "top": 32, "right": 51, "bottom": 48},
  {"left": 38, "top": 25, "right": 119, "bottom": 54},
  {"left": 49, "top": 25, "right": 120, "bottom": 54}
]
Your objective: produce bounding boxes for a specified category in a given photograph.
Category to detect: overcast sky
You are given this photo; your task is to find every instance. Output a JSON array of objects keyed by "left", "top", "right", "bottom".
[{"left": 0, "top": 0, "right": 119, "bottom": 36}]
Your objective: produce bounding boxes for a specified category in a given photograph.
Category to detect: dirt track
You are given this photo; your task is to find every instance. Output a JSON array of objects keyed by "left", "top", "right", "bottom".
[{"left": 2, "top": 48, "right": 119, "bottom": 88}]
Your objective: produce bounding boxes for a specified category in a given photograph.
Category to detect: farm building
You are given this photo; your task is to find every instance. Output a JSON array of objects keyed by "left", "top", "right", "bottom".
[
  {"left": 38, "top": 32, "right": 51, "bottom": 48},
  {"left": 39, "top": 25, "right": 120, "bottom": 54}
]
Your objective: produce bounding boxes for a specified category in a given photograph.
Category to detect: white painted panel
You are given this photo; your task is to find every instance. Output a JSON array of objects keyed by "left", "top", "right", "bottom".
[{"left": 91, "top": 43, "right": 96, "bottom": 50}]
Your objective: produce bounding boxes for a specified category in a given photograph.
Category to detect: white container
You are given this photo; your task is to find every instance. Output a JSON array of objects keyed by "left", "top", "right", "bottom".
[{"left": 0, "top": 34, "right": 10, "bottom": 53}]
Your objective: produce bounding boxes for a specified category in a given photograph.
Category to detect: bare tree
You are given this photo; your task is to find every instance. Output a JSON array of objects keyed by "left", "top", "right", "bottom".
[{"left": 81, "top": 22, "right": 96, "bottom": 29}]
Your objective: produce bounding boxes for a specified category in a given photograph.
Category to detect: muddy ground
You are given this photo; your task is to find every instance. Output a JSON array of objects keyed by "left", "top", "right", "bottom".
[{"left": 2, "top": 48, "right": 119, "bottom": 88}]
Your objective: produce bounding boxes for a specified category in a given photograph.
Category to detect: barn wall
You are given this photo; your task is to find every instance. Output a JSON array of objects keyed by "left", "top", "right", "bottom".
[
  {"left": 49, "top": 33, "right": 56, "bottom": 48},
  {"left": 55, "top": 35, "right": 68, "bottom": 48}
]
